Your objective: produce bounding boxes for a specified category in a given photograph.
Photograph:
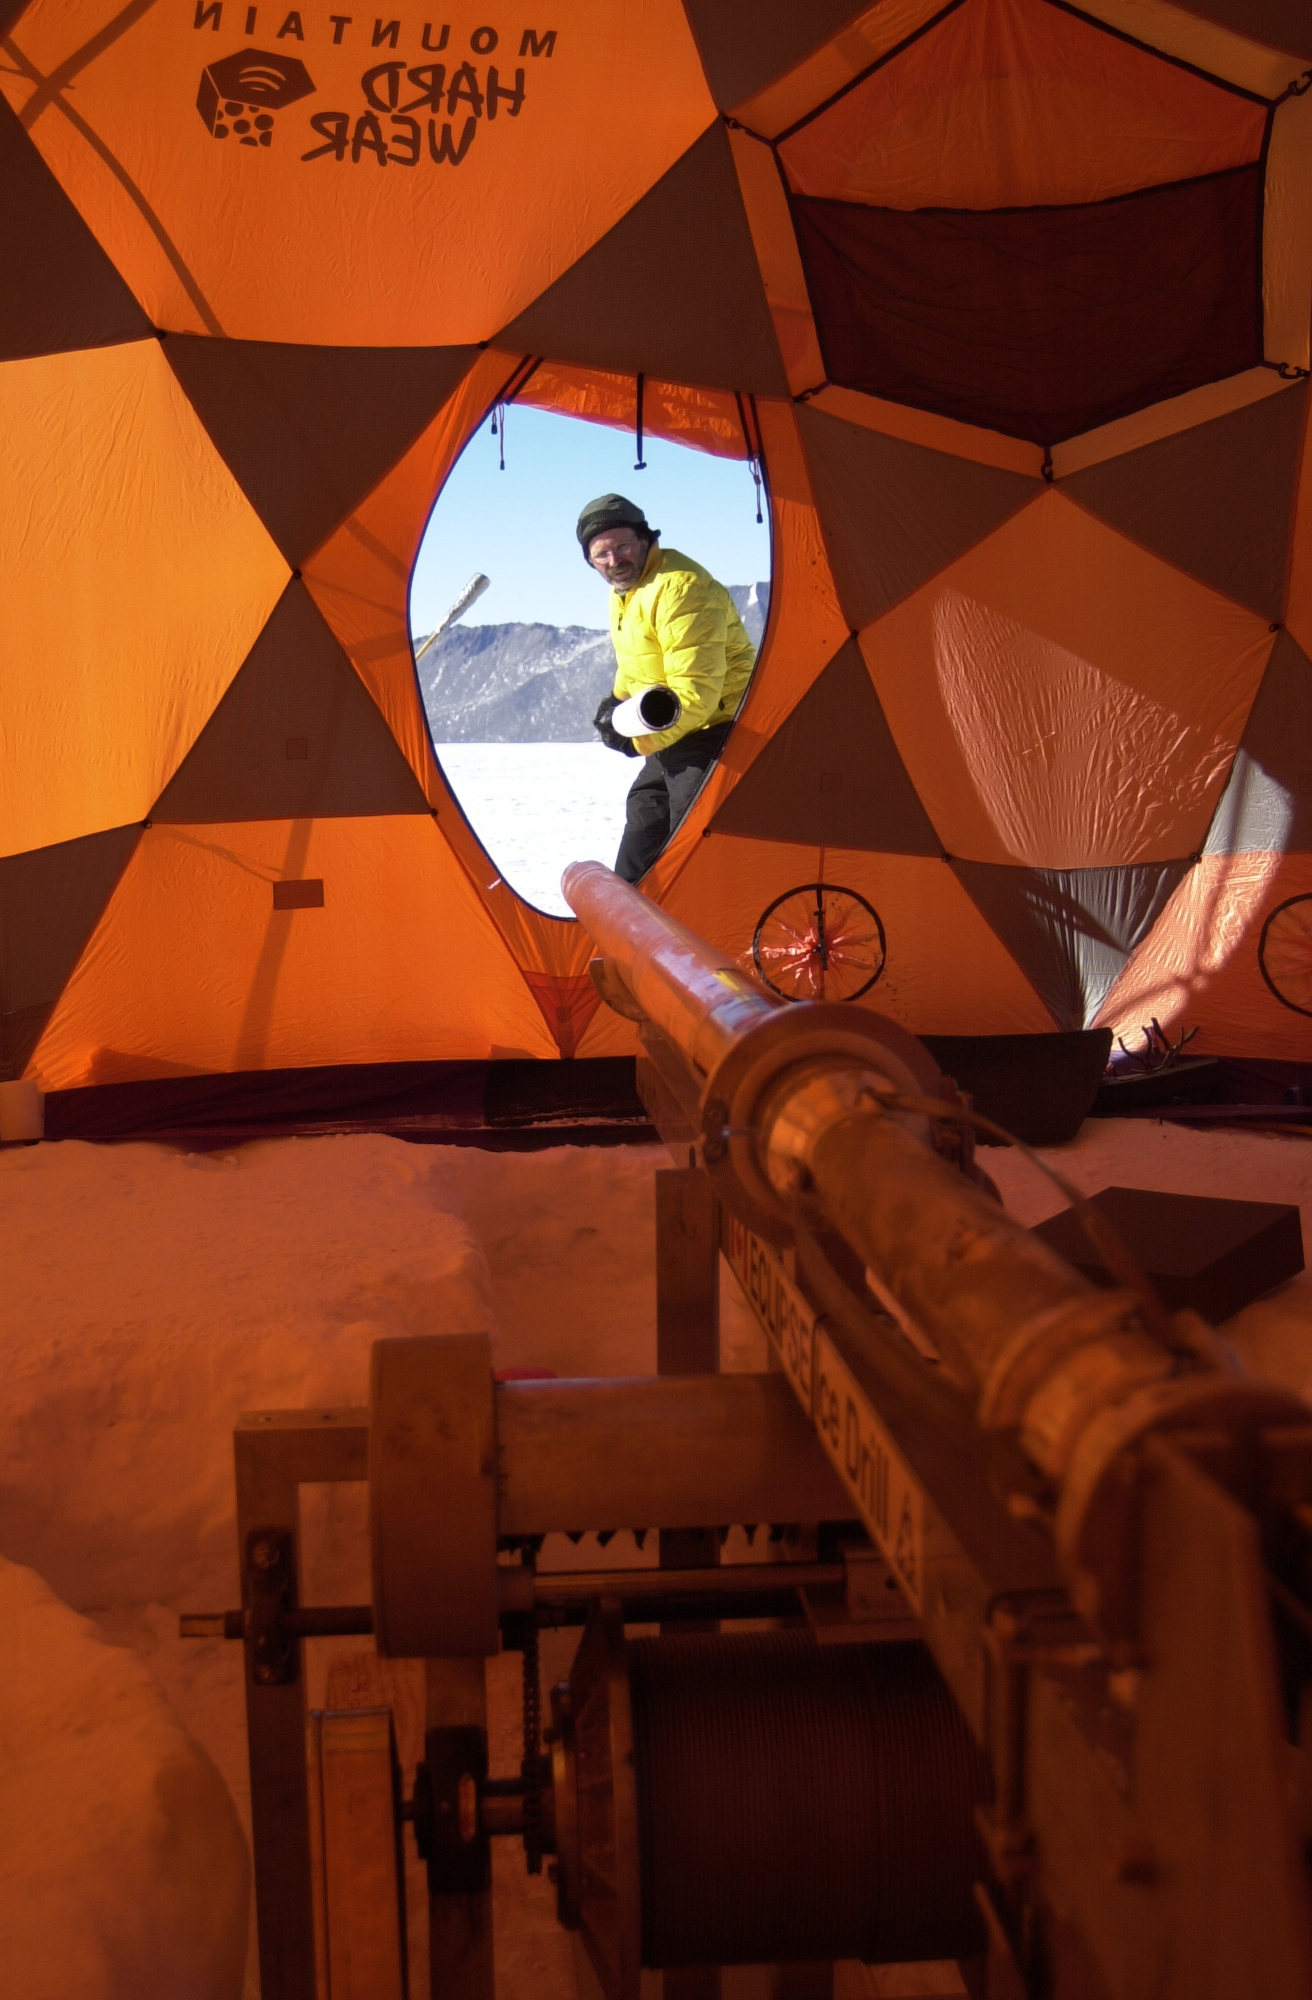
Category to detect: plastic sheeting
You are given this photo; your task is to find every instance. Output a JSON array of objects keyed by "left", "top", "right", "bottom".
[{"left": 1095, "top": 852, "right": 1312, "bottom": 1060}]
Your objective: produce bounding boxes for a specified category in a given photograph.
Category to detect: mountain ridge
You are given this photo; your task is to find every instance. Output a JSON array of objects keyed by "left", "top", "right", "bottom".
[{"left": 416, "top": 582, "right": 770, "bottom": 743}]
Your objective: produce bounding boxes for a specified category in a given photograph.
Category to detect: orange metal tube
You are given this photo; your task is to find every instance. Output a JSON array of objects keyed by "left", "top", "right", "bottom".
[{"left": 562, "top": 860, "right": 778, "bottom": 1081}]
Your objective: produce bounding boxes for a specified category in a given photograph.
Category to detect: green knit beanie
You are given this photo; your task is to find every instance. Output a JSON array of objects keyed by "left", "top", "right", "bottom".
[{"left": 576, "top": 493, "right": 658, "bottom": 561}]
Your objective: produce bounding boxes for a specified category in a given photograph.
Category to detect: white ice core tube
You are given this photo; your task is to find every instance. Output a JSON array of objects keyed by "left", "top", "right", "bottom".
[{"left": 612, "top": 686, "right": 682, "bottom": 736}]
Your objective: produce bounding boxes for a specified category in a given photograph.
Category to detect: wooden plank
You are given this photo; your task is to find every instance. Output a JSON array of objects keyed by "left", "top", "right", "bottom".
[
  {"left": 497, "top": 1376, "right": 847, "bottom": 1536},
  {"left": 635, "top": 1036, "right": 702, "bottom": 1158},
  {"left": 316, "top": 1709, "right": 407, "bottom": 2000},
  {"left": 236, "top": 1409, "right": 368, "bottom": 1484},
  {"left": 656, "top": 1168, "right": 721, "bottom": 1376},
  {"left": 235, "top": 1428, "right": 317, "bottom": 2000},
  {"left": 425, "top": 1658, "right": 494, "bottom": 2000}
]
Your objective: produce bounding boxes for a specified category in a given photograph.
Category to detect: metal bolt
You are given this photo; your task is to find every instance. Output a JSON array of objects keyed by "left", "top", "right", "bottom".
[{"left": 702, "top": 1099, "right": 729, "bottom": 1163}]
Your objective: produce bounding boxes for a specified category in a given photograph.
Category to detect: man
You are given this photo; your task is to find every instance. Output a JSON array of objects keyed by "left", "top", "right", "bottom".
[{"left": 580, "top": 493, "right": 756, "bottom": 883}]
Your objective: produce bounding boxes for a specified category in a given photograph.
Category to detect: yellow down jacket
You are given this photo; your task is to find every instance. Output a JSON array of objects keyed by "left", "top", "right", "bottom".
[{"left": 609, "top": 543, "right": 756, "bottom": 755}]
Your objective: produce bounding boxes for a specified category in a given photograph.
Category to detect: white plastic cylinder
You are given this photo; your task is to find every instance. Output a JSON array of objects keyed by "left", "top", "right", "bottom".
[
  {"left": 0, "top": 1079, "right": 43, "bottom": 1143},
  {"left": 612, "top": 687, "right": 682, "bottom": 737}
]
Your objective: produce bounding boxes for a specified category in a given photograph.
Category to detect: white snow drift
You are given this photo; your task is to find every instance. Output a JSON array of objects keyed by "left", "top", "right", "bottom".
[{"left": 0, "top": 1554, "right": 249, "bottom": 2000}]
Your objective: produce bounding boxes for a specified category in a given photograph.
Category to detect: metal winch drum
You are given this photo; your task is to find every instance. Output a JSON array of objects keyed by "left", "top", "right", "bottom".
[{"left": 413, "top": 1605, "right": 990, "bottom": 1996}]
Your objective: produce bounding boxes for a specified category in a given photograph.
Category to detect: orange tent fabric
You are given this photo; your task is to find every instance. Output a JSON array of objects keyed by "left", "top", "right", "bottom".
[{"left": 3, "top": 0, "right": 1312, "bottom": 1087}]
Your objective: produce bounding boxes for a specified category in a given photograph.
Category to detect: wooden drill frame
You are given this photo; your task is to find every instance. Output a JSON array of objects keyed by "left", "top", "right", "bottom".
[
  {"left": 232, "top": 1157, "right": 734, "bottom": 2000},
  {"left": 226, "top": 1000, "right": 1312, "bottom": 2000},
  {"left": 234, "top": 1406, "right": 501, "bottom": 2000}
]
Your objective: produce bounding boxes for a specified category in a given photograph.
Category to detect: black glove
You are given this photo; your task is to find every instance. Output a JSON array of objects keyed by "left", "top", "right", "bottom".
[{"left": 593, "top": 692, "right": 638, "bottom": 756}]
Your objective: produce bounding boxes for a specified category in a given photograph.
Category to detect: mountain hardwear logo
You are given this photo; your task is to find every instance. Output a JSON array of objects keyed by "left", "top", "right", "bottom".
[{"left": 197, "top": 49, "right": 315, "bottom": 147}]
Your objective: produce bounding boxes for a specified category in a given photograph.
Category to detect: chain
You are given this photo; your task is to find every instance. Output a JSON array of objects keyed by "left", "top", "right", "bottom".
[{"left": 521, "top": 1617, "right": 543, "bottom": 1873}]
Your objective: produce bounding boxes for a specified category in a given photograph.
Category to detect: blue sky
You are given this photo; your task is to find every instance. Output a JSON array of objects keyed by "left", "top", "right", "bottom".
[{"left": 409, "top": 404, "right": 773, "bottom": 635}]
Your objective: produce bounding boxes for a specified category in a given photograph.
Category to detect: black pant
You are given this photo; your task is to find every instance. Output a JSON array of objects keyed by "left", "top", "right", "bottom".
[{"left": 614, "top": 725, "right": 731, "bottom": 883}]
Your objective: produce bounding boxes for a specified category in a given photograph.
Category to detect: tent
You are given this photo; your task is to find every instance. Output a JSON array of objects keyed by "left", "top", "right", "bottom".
[{"left": 4, "top": 0, "right": 1312, "bottom": 1096}]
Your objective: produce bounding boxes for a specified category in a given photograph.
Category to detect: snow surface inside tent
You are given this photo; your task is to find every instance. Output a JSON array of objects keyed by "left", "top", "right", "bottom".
[
  {"left": 4, "top": 1123, "right": 1312, "bottom": 1997},
  {"left": 0, "top": 1552, "right": 250, "bottom": 2000}
]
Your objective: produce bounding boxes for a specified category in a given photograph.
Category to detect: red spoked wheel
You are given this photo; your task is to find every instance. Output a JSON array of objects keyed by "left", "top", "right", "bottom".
[
  {"left": 752, "top": 883, "right": 886, "bottom": 1003},
  {"left": 1259, "top": 893, "right": 1312, "bottom": 1017}
]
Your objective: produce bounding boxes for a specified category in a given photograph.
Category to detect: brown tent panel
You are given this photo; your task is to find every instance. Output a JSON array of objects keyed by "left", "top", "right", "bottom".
[
  {"left": 1062, "top": 382, "right": 1307, "bottom": 621},
  {"left": 0, "top": 94, "right": 150, "bottom": 361},
  {"left": 952, "top": 858, "right": 1192, "bottom": 1030},
  {"left": 496, "top": 124, "right": 788, "bottom": 395},
  {"left": 162, "top": 336, "right": 478, "bottom": 568},
  {"left": 711, "top": 638, "right": 941, "bottom": 855},
  {"left": 1205, "top": 632, "right": 1312, "bottom": 854},
  {"left": 797, "top": 402, "right": 1040, "bottom": 629},
  {"left": 0, "top": 824, "right": 141, "bottom": 1078},
  {"left": 1181, "top": 0, "right": 1312, "bottom": 61},
  {"left": 153, "top": 581, "right": 430, "bottom": 824},
  {"left": 682, "top": 0, "right": 871, "bottom": 112}
]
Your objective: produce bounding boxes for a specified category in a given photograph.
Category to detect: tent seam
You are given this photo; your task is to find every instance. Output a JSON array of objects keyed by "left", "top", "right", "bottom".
[
  {"left": 1054, "top": 486, "right": 1293, "bottom": 624},
  {"left": 773, "top": 0, "right": 968, "bottom": 145},
  {"left": 1044, "top": 0, "right": 1279, "bottom": 106}
]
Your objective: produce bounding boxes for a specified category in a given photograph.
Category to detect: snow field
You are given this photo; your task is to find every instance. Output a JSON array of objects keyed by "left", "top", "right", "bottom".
[{"left": 435, "top": 742, "right": 641, "bottom": 914}]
